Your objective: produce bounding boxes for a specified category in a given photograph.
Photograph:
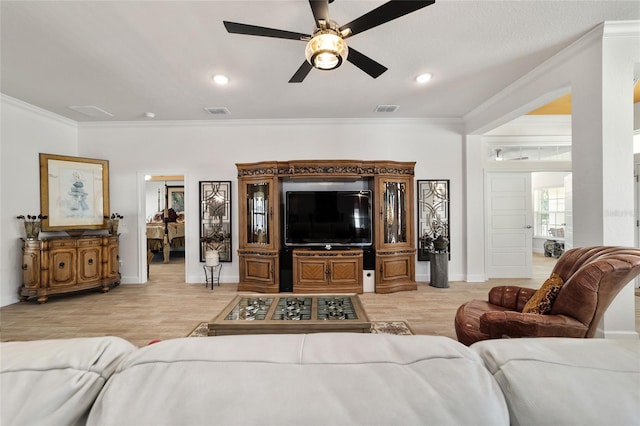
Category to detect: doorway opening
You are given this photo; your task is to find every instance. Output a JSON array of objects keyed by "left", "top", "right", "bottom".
[
  {"left": 484, "top": 170, "right": 571, "bottom": 279},
  {"left": 144, "top": 174, "right": 185, "bottom": 282}
]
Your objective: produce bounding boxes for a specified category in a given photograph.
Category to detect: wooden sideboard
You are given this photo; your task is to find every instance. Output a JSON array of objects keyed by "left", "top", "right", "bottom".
[
  {"left": 20, "top": 235, "right": 120, "bottom": 303},
  {"left": 293, "top": 249, "right": 363, "bottom": 293}
]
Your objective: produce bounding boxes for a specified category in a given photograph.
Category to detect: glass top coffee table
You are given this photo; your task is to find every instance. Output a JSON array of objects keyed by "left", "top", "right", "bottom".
[{"left": 208, "top": 294, "right": 371, "bottom": 336}]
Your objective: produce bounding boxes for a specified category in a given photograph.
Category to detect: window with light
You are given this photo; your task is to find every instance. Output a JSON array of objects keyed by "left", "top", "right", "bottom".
[{"left": 534, "top": 187, "right": 565, "bottom": 239}]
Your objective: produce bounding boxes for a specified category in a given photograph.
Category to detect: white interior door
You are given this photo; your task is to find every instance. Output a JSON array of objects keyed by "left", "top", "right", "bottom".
[{"left": 485, "top": 172, "right": 533, "bottom": 278}]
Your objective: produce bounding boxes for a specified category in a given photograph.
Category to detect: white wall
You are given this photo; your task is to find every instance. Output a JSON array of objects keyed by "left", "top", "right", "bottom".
[
  {"left": 76, "top": 119, "right": 464, "bottom": 287},
  {"left": 464, "top": 21, "right": 640, "bottom": 338},
  {"left": 0, "top": 95, "right": 78, "bottom": 306}
]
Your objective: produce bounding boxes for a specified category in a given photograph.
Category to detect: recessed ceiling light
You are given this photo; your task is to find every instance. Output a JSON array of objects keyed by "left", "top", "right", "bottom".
[
  {"left": 144, "top": 112, "right": 155, "bottom": 119},
  {"left": 212, "top": 74, "right": 229, "bottom": 85},
  {"left": 415, "top": 73, "right": 432, "bottom": 84}
]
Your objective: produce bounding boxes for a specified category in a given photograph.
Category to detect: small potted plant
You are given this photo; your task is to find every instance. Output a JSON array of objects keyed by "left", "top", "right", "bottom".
[
  {"left": 16, "top": 214, "right": 47, "bottom": 240},
  {"left": 200, "top": 231, "right": 226, "bottom": 266},
  {"left": 105, "top": 213, "right": 123, "bottom": 235}
]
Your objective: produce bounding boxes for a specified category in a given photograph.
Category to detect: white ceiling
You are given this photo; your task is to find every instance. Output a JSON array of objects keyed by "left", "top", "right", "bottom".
[{"left": 1, "top": 1, "right": 638, "bottom": 122}]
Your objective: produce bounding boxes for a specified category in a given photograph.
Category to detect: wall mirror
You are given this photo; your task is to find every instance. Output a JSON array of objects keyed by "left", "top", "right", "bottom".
[
  {"left": 417, "top": 179, "right": 450, "bottom": 261},
  {"left": 199, "top": 181, "right": 232, "bottom": 262}
]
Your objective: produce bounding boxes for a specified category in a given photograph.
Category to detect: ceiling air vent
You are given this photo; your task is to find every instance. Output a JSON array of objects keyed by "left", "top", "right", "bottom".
[
  {"left": 67, "top": 105, "right": 114, "bottom": 118},
  {"left": 375, "top": 105, "right": 399, "bottom": 113},
  {"left": 204, "top": 107, "right": 230, "bottom": 115}
]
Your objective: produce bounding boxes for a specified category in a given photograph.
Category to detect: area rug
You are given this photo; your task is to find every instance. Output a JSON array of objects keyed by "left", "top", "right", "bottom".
[{"left": 187, "top": 321, "right": 413, "bottom": 337}]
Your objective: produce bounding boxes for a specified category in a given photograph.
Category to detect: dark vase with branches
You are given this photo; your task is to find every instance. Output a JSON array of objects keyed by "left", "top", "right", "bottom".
[{"left": 17, "top": 214, "right": 47, "bottom": 240}]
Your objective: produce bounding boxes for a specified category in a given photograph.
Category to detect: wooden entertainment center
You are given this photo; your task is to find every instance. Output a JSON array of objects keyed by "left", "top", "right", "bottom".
[{"left": 236, "top": 160, "right": 416, "bottom": 294}]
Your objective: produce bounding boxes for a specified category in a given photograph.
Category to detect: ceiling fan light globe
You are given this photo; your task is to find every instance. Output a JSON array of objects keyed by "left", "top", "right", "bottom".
[
  {"left": 305, "top": 32, "right": 348, "bottom": 70},
  {"left": 313, "top": 51, "right": 341, "bottom": 69}
]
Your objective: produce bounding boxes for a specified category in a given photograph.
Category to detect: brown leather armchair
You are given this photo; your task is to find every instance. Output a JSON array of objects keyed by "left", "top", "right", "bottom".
[{"left": 455, "top": 246, "right": 640, "bottom": 346}]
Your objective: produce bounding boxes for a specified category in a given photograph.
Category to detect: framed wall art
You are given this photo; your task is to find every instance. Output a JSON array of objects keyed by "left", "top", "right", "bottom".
[
  {"left": 39, "top": 153, "right": 110, "bottom": 231},
  {"left": 199, "top": 181, "right": 232, "bottom": 262},
  {"left": 166, "top": 186, "right": 185, "bottom": 212},
  {"left": 417, "top": 179, "right": 450, "bottom": 261}
]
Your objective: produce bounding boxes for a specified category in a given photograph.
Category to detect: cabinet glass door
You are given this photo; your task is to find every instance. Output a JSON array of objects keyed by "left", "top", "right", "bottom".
[
  {"left": 382, "top": 181, "right": 407, "bottom": 244},
  {"left": 246, "top": 182, "right": 270, "bottom": 245}
]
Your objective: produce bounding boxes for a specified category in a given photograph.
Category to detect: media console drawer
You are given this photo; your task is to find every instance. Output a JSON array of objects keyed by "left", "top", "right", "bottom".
[{"left": 293, "top": 249, "right": 363, "bottom": 294}]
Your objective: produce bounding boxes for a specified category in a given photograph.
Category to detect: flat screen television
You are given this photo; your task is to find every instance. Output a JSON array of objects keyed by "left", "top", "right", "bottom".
[{"left": 285, "top": 190, "right": 372, "bottom": 247}]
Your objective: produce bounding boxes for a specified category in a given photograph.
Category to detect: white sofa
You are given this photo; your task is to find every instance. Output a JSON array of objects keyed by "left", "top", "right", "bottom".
[{"left": 1, "top": 334, "right": 638, "bottom": 426}]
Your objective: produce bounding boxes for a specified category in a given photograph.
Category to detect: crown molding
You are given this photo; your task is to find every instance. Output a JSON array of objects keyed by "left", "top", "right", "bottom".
[
  {"left": 76, "top": 116, "right": 464, "bottom": 130},
  {"left": 1, "top": 94, "right": 77, "bottom": 128},
  {"left": 463, "top": 21, "right": 607, "bottom": 132},
  {"left": 602, "top": 20, "right": 640, "bottom": 38},
  {"left": 465, "top": 20, "right": 639, "bottom": 134}
]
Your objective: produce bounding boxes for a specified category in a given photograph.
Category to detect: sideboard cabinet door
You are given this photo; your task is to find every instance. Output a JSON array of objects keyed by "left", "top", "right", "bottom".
[
  {"left": 78, "top": 238, "right": 102, "bottom": 283},
  {"left": 238, "top": 252, "right": 279, "bottom": 293},
  {"left": 104, "top": 236, "right": 120, "bottom": 280},
  {"left": 21, "top": 248, "right": 40, "bottom": 289},
  {"left": 49, "top": 243, "right": 77, "bottom": 287}
]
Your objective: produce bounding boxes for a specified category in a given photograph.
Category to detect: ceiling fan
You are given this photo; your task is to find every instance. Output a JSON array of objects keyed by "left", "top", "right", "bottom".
[{"left": 223, "top": 0, "right": 435, "bottom": 83}]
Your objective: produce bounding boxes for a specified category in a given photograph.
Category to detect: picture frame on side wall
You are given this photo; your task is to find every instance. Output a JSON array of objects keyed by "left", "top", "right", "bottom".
[
  {"left": 417, "top": 179, "right": 450, "bottom": 261},
  {"left": 39, "top": 153, "right": 110, "bottom": 232},
  {"left": 166, "top": 186, "right": 185, "bottom": 212},
  {"left": 199, "top": 181, "right": 232, "bottom": 262}
]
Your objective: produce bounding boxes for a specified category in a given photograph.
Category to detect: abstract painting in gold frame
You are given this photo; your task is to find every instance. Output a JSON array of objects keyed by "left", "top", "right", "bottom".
[{"left": 39, "top": 153, "right": 110, "bottom": 231}]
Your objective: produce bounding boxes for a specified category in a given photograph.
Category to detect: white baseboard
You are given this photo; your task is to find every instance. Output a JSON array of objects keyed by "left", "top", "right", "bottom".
[
  {"left": 416, "top": 273, "right": 473, "bottom": 283},
  {"left": 120, "top": 276, "right": 145, "bottom": 284},
  {"left": 465, "top": 274, "right": 487, "bottom": 282},
  {"left": 596, "top": 328, "right": 640, "bottom": 339}
]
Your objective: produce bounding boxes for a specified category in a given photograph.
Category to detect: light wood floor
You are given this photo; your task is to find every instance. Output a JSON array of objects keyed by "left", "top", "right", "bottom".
[{"left": 1, "top": 254, "right": 638, "bottom": 347}]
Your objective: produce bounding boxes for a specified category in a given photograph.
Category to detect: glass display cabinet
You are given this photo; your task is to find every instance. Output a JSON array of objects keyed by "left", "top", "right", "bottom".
[
  {"left": 246, "top": 182, "right": 271, "bottom": 246},
  {"left": 374, "top": 173, "right": 416, "bottom": 293},
  {"left": 381, "top": 181, "right": 408, "bottom": 245},
  {"left": 237, "top": 163, "right": 280, "bottom": 293}
]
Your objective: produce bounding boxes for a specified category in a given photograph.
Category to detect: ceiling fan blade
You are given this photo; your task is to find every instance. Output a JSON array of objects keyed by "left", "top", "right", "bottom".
[
  {"left": 289, "top": 61, "right": 314, "bottom": 83},
  {"left": 339, "top": 0, "right": 435, "bottom": 38},
  {"left": 309, "top": 0, "right": 329, "bottom": 25},
  {"left": 223, "top": 21, "right": 310, "bottom": 41},
  {"left": 347, "top": 48, "right": 388, "bottom": 79}
]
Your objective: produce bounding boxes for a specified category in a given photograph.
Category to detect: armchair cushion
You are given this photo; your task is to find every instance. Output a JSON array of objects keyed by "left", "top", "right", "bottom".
[
  {"left": 521, "top": 273, "right": 564, "bottom": 314},
  {"left": 480, "top": 311, "right": 587, "bottom": 339},
  {"left": 488, "top": 286, "right": 537, "bottom": 311}
]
